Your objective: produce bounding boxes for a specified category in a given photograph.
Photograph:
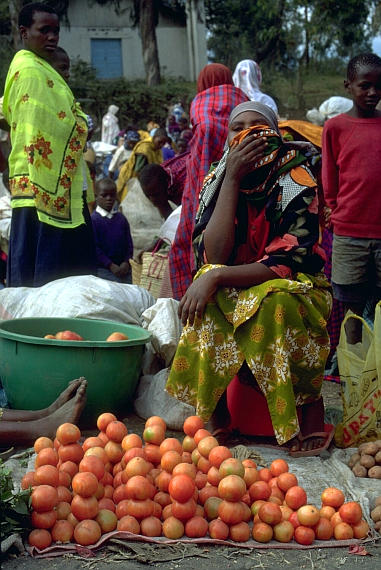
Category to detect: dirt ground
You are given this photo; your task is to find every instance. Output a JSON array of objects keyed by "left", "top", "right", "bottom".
[{"left": 2, "top": 381, "right": 381, "bottom": 569}]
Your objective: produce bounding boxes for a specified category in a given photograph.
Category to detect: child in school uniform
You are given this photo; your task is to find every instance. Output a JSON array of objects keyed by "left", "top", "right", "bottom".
[
  {"left": 91, "top": 178, "right": 133, "bottom": 283},
  {"left": 322, "top": 53, "right": 381, "bottom": 344}
]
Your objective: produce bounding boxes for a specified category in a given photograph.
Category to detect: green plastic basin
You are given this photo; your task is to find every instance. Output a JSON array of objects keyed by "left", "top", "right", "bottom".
[{"left": 0, "top": 317, "right": 151, "bottom": 425}]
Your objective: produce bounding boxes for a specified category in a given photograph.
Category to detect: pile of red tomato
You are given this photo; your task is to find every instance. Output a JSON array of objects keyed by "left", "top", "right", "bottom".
[{"left": 24, "top": 413, "right": 370, "bottom": 550}]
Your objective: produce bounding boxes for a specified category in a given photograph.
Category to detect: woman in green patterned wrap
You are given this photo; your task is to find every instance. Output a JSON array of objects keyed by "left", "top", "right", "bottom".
[
  {"left": 3, "top": 3, "right": 95, "bottom": 287},
  {"left": 166, "top": 101, "right": 333, "bottom": 455}
]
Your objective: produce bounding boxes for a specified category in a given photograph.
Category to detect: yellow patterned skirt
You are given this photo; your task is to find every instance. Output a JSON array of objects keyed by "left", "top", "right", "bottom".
[{"left": 166, "top": 265, "right": 332, "bottom": 445}]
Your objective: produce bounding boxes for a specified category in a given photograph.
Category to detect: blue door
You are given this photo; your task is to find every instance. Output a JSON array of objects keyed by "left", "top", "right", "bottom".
[{"left": 91, "top": 39, "right": 123, "bottom": 79}]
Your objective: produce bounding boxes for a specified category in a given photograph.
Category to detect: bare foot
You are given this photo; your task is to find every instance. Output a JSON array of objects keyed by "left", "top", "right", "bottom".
[
  {"left": 33, "top": 379, "right": 87, "bottom": 439},
  {"left": 44, "top": 378, "right": 85, "bottom": 416}
]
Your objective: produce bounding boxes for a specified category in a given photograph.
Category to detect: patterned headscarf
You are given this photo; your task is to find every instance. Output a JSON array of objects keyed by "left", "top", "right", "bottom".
[{"left": 197, "top": 63, "right": 233, "bottom": 93}]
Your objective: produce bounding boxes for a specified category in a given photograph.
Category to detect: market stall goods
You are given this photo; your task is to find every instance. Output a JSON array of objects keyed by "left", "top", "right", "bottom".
[
  {"left": 347, "top": 441, "right": 381, "bottom": 478},
  {"left": 19, "top": 414, "right": 375, "bottom": 551}
]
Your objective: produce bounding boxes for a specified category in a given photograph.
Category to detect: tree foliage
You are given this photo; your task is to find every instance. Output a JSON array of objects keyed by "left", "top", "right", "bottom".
[{"left": 204, "top": 0, "right": 378, "bottom": 69}]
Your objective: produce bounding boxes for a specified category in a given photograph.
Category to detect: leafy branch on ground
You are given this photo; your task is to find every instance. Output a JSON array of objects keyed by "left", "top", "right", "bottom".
[{"left": 0, "top": 459, "right": 32, "bottom": 542}]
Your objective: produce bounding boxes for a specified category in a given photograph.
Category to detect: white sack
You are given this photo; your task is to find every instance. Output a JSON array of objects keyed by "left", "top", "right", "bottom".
[
  {"left": 141, "top": 297, "right": 182, "bottom": 366},
  {"left": 0, "top": 275, "right": 155, "bottom": 324},
  {"left": 134, "top": 368, "right": 195, "bottom": 431}
]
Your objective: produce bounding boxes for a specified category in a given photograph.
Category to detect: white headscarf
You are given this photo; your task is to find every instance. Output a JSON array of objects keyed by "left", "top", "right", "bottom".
[
  {"left": 232, "top": 59, "right": 278, "bottom": 115},
  {"left": 101, "top": 104, "right": 120, "bottom": 144}
]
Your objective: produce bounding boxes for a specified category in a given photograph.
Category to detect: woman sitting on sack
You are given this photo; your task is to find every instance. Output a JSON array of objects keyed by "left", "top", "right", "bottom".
[{"left": 166, "top": 102, "right": 333, "bottom": 456}]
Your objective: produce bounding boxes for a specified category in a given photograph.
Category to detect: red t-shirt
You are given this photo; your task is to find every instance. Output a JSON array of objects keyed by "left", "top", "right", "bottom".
[{"left": 322, "top": 113, "right": 381, "bottom": 239}]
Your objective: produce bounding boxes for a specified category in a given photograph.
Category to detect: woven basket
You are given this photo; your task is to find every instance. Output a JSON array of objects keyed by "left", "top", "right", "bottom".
[
  {"left": 140, "top": 251, "right": 168, "bottom": 299},
  {"left": 130, "top": 258, "right": 142, "bottom": 286}
]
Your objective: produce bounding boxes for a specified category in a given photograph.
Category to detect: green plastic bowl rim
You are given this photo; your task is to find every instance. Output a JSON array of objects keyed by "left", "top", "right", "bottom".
[{"left": 0, "top": 317, "right": 152, "bottom": 347}]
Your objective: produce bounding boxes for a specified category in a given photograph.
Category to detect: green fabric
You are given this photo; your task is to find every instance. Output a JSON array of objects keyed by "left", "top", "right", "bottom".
[
  {"left": 3, "top": 50, "right": 91, "bottom": 228},
  {"left": 166, "top": 265, "right": 332, "bottom": 445}
]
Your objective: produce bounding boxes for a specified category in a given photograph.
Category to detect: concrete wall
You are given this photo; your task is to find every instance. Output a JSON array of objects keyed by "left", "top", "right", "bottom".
[{"left": 59, "top": 0, "right": 207, "bottom": 80}]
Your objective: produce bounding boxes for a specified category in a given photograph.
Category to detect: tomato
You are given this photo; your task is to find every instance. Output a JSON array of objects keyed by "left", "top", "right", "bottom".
[
  {"left": 104, "top": 441, "right": 123, "bottom": 464},
  {"left": 218, "top": 474, "right": 246, "bottom": 502},
  {"left": 273, "top": 520, "right": 294, "bottom": 543},
  {"left": 72, "top": 472, "right": 99, "bottom": 498},
  {"left": 244, "top": 467, "right": 259, "bottom": 487},
  {"left": 31, "top": 509, "right": 57, "bottom": 530},
  {"left": 96, "top": 509, "right": 118, "bottom": 533},
  {"left": 269, "top": 459, "right": 289, "bottom": 477},
  {"left": 218, "top": 500, "right": 244, "bottom": 525},
  {"left": 197, "top": 436, "right": 219, "bottom": 458},
  {"left": 28, "top": 529, "right": 52, "bottom": 549},
  {"left": 183, "top": 416, "right": 204, "bottom": 437},
  {"left": 209, "top": 518, "right": 229, "bottom": 540},
  {"left": 198, "top": 485, "right": 219, "bottom": 505},
  {"left": 159, "top": 438, "right": 183, "bottom": 456},
  {"left": 277, "top": 472, "right": 298, "bottom": 492},
  {"left": 57, "top": 486, "right": 72, "bottom": 503},
  {"left": 58, "top": 443, "right": 84, "bottom": 464},
  {"left": 314, "top": 517, "right": 334, "bottom": 540},
  {"left": 168, "top": 474, "right": 195, "bottom": 503},
  {"left": 352, "top": 519, "right": 369, "bottom": 539},
  {"left": 204, "top": 496, "right": 223, "bottom": 521},
  {"left": 97, "top": 412, "right": 117, "bottom": 432},
  {"left": 284, "top": 486, "right": 307, "bottom": 510},
  {"left": 207, "top": 466, "right": 222, "bottom": 486},
  {"left": 125, "top": 499, "right": 155, "bottom": 520},
  {"left": 172, "top": 462, "right": 197, "bottom": 480},
  {"left": 51, "top": 520, "right": 74, "bottom": 543},
  {"left": 194, "top": 471, "right": 208, "bottom": 490},
  {"left": 59, "top": 461, "right": 78, "bottom": 480},
  {"left": 125, "top": 457, "right": 151, "bottom": 478},
  {"left": 105, "top": 421, "right": 128, "bottom": 443},
  {"left": 252, "top": 522, "right": 273, "bottom": 543},
  {"left": 185, "top": 515, "right": 209, "bottom": 538},
  {"left": 56, "top": 423, "right": 81, "bottom": 445},
  {"left": 171, "top": 498, "right": 197, "bottom": 521},
  {"left": 140, "top": 516, "right": 162, "bottom": 537},
  {"left": 294, "top": 525, "right": 315, "bottom": 545},
  {"left": 156, "top": 470, "right": 172, "bottom": 492},
  {"left": 117, "top": 515, "right": 140, "bottom": 533},
  {"left": 193, "top": 429, "right": 212, "bottom": 444},
  {"left": 161, "top": 450, "right": 182, "bottom": 473},
  {"left": 297, "top": 505, "right": 320, "bottom": 527},
  {"left": 154, "top": 491, "right": 171, "bottom": 507},
  {"left": 21, "top": 471, "right": 36, "bottom": 490},
  {"left": 338, "top": 502, "right": 362, "bottom": 525},
  {"left": 82, "top": 437, "right": 105, "bottom": 452},
  {"left": 56, "top": 501, "right": 72, "bottom": 520},
  {"left": 31, "top": 485, "right": 58, "bottom": 513},
  {"left": 334, "top": 522, "right": 354, "bottom": 540},
  {"left": 71, "top": 495, "right": 99, "bottom": 521},
  {"left": 162, "top": 516, "right": 184, "bottom": 539},
  {"left": 248, "top": 481, "right": 271, "bottom": 502},
  {"left": 280, "top": 505, "right": 293, "bottom": 521},
  {"left": 36, "top": 448, "right": 59, "bottom": 468},
  {"left": 321, "top": 487, "right": 345, "bottom": 509},
  {"left": 319, "top": 505, "right": 335, "bottom": 520},
  {"left": 219, "top": 458, "right": 245, "bottom": 478},
  {"left": 258, "top": 468, "right": 272, "bottom": 482},
  {"left": 98, "top": 497, "right": 116, "bottom": 512},
  {"left": 121, "top": 433, "right": 143, "bottom": 451},
  {"left": 74, "top": 520, "right": 102, "bottom": 546},
  {"left": 143, "top": 425, "right": 165, "bottom": 445},
  {"left": 126, "top": 475, "right": 155, "bottom": 500},
  {"left": 145, "top": 416, "right": 167, "bottom": 431},
  {"left": 182, "top": 435, "right": 197, "bottom": 453},
  {"left": 258, "top": 502, "right": 282, "bottom": 525},
  {"left": 34, "top": 437, "right": 54, "bottom": 454},
  {"left": 144, "top": 443, "right": 162, "bottom": 466},
  {"left": 34, "top": 465, "right": 59, "bottom": 487},
  {"left": 229, "top": 521, "right": 250, "bottom": 542}
]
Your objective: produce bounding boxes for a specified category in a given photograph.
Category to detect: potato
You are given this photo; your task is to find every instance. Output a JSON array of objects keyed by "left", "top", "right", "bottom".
[
  {"left": 374, "top": 440, "right": 381, "bottom": 450},
  {"left": 360, "top": 454, "right": 376, "bottom": 469},
  {"left": 360, "top": 442, "right": 378, "bottom": 456},
  {"left": 371, "top": 505, "right": 381, "bottom": 522},
  {"left": 375, "top": 496, "right": 381, "bottom": 507},
  {"left": 375, "top": 520, "right": 381, "bottom": 532},
  {"left": 375, "top": 450, "right": 381, "bottom": 464},
  {"left": 368, "top": 466, "right": 381, "bottom": 479},
  {"left": 352, "top": 462, "right": 368, "bottom": 478},
  {"left": 348, "top": 452, "right": 361, "bottom": 468}
]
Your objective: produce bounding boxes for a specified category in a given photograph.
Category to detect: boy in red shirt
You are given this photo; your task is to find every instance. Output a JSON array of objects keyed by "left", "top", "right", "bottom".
[{"left": 322, "top": 53, "right": 381, "bottom": 344}]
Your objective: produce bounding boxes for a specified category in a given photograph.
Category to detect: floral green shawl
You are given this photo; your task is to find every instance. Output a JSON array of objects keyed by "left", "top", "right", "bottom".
[{"left": 3, "top": 50, "right": 92, "bottom": 228}]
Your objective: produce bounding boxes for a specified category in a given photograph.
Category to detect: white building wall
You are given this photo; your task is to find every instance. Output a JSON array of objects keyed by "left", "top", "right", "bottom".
[{"left": 58, "top": 0, "right": 207, "bottom": 80}]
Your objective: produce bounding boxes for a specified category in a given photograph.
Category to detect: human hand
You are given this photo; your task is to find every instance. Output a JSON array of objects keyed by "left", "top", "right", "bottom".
[
  {"left": 110, "top": 263, "right": 122, "bottom": 277},
  {"left": 284, "top": 140, "right": 319, "bottom": 157},
  {"left": 323, "top": 206, "right": 332, "bottom": 229},
  {"left": 178, "top": 270, "right": 220, "bottom": 326},
  {"left": 119, "top": 261, "right": 130, "bottom": 276},
  {"left": 226, "top": 133, "right": 268, "bottom": 183}
]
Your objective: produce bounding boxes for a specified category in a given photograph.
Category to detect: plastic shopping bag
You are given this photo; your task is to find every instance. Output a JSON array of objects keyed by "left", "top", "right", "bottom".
[{"left": 335, "top": 310, "right": 381, "bottom": 447}]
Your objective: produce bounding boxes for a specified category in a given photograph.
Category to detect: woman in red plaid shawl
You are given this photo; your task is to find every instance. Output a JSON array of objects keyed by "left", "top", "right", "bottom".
[{"left": 169, "top": 64, "right": 248, "bottom": 300}]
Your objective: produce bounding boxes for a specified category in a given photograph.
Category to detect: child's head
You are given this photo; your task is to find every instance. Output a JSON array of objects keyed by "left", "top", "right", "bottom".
[
  {"left": 178, "top": 117, "right": 188, "bottom": 130},
  {"left": 139, "top": 164, "right": 169, "bottom": 209},
  {"left": 176, "top": 138, "right": 188, "bottom": 154},
  {"left": 48, "top": 46, "right": 70, "bottom": 81},
  {"left": 95, "top": 178, "right": 117, "bottom": 212},
  {"left": 345, "top": 53, "right": 381, "bottom": 115},
  {"left": 152, "top": 128, "right": 168, "bottom": 150}
]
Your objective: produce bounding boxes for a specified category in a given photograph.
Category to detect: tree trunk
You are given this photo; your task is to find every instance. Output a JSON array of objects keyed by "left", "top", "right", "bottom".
[
  {"left": 139, "top": 0, "right": 161, "bottom": 86},
  {"left": 9, "top": 0, "right": 23, "bottom": 51}
]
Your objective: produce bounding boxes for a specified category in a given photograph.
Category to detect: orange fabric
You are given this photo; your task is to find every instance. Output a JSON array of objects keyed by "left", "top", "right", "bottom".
[{"left": 279, "top": 120, "right": 323, "bottom": 148}]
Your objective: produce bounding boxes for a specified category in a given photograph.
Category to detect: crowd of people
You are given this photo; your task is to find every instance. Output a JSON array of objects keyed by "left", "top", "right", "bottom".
[{"left": 1, "top": 2, "right": 381, "bottom": 453}]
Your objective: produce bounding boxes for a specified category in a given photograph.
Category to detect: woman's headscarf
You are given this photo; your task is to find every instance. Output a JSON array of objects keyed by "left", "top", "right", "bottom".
[
  {"left": 229, "top": 101, "right": 281, "bottom": 137},
  {"left": 197, "top": 63, "right": 233, "bottom": 93},
  {"left": 232, "top": 60, "right": 278, "bottom": 114}
]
